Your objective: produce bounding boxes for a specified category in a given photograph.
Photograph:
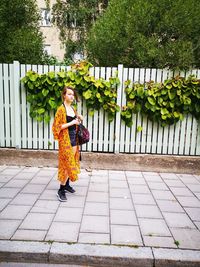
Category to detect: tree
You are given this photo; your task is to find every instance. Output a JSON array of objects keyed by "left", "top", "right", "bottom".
[
  {"left": 86, "top": 0, "right": 200, "bottom": 69},
  {"left": 0, "top": 0, "right": 44, "bottom": 64},
  {"left": 51, "top": 0, "right": 108, "bottom": 60}
]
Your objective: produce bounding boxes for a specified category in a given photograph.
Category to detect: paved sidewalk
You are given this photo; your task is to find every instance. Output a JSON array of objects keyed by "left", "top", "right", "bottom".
[{"left": 0, "top": 165, "right": 200, "bottom": 266}]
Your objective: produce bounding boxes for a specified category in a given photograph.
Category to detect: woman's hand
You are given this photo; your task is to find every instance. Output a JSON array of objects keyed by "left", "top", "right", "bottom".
[
  {"left": 77, "top": 114, "right": 83, "bottom": 121},
  {"left": 71, "top": 118, "right": 80, "bottom": 125}
]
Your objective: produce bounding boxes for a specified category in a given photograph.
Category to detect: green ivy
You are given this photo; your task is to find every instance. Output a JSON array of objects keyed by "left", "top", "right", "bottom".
[
  {"left": 21, "top": 61, "right": 120, "bottom": 123},
  {"left": 21, "top": 62, "right": 200, "bottom": 128},
  {"left": 121, "top": 75, "right": 200, "bottom": 127}
]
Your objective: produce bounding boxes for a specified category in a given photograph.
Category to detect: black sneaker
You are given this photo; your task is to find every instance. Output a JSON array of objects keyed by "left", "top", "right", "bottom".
[
  {"left": 64, "top": 185, "right": 76, "bottom": 193},
  {"left": 57, "top": 189, "right": 67, "bottom": 202}
]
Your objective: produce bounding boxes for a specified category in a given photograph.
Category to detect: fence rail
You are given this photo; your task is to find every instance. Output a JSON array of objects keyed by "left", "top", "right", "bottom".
[{"left": 0, "top": 61, "right": 200, "bottom": 155}]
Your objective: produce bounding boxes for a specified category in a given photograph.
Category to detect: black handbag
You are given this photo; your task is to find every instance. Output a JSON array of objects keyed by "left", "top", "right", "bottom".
[{"left": 78, "top": 124, "right": 90, "bottom": 145}]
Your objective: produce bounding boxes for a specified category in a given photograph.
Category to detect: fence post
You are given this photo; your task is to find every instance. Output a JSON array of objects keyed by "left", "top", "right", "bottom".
[
  {"left": 114, "top": 64, "right": 123, "bottom": 153},
  {"left": 12, "top": 61, "right": 21, "bottom": 149}
]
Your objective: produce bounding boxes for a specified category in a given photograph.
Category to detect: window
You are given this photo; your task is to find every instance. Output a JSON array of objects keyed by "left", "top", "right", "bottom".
[
  {"left": 41, "top": 9, "right": 51, "bottom": 27},
  {"left": 44, "top": 45, "right": 51, "bottom": 55}
]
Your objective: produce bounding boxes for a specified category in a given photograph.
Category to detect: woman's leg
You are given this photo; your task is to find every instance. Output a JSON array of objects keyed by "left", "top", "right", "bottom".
[{"left": 64, "top": 145, "right": 78, "bottom": 193}]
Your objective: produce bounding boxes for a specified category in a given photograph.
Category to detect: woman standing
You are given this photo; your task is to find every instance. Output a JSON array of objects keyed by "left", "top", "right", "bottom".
[{"left": 52, "top": 86, "right": 83, "bottom": 201}]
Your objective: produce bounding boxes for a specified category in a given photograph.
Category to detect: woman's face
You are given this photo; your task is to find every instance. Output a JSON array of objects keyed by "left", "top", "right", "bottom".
[{"left": 65, "top": 88, "right": 74, "bottom": 103}]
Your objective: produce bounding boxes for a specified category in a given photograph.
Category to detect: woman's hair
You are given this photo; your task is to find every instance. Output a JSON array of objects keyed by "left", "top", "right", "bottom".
[{"left": 61, "top": 86, "right": 79, "bottom": 102}]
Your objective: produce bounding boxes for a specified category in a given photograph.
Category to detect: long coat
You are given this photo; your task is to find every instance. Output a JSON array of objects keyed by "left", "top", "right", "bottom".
[{"left": 52, "top": 105, "right": 80, "bottom": 184}]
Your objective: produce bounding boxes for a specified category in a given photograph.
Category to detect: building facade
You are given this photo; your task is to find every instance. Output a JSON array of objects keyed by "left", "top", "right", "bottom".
[{"left": 37, "top": 0, "right": 65, "bottom": 60}]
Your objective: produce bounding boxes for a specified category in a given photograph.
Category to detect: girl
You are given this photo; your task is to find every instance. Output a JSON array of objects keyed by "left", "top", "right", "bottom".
[{"left": 52, "top": 86, "right": 83, "bottom": 201}]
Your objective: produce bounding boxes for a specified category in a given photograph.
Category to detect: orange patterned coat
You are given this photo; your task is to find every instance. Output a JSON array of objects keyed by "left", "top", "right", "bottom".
[{"left": 52, "top": 105, "right": 80, "bottom": 184}]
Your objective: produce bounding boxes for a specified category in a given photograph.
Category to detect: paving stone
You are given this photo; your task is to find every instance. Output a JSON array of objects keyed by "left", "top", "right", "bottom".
[
  {"left": 110, "top": 210, "right": 138, "bottom": 225},
  {"left": 86, "top": 191, "right": 108, "bottom": 202},
  {"left": 61, "top": 196, "right": 85, "bottom": 208},
  {"left": 4, "top": 179, "right": 29, "bottom": 188},
  {"left": 147, "top": 182, "right": 169, "bottom": 191},
  {"left": 139, "top": 218, "right": 171, "bottom": 236},
  {"left": 0, "top": 183, "right": 4, "bottom": 188},
  {"left": 0, "top": 198, "right": 11, "bottom": 211},
  {"left": 129, "top": 185, "right": 151, "bottom": 194},
  {"left": 162, "top": 212, "right": 195, "bottom": 228},
  {"left": 54, "top": 207, "right": 83, "bottom": 223},
  {"left": 0, "top": 219, "right": 21, "bottom": 239},
  {"left": 11, "top": 229, "right": 46, "bottom": 241},
  {"left": 170, "top": 187, "right": 194, "bottom": 196},
  {"left": 37, "top": 169, "right": 56, "bottom": 177},
  {"left": 164, "top": 180, "right": 185, "bottom": 187},
  {"left": 159, "top": 173, "right": 178, "bottom": 179},
  {"left": 30, "top": 176, "right": 52, "bottom": 185},
  {"left": 176, "top": 196, "right": 200, "bottom": 208},
  {"left": 80, "top": 215, "right": 109, "bottom": 233},
  {"left": 90, "top": 176, "right": 108, "bottom": 183},
  {"left": 143, "top": 172, "right": 160, "bottom": 176},
  {"left": 89, "top": 183, "right": 108, "bottom": 192},
  {"left": 143, "top": 175, "right": 163, "bottom": 183},
  {"left": 185, "top": 207, "right": 200, "bottom": 221},
  {"left": 194, "top": 192, "right": 200, "bottom": 199},
  {"left": 179, "top": 177, "right": 200, "bottom": 184},
  {"left": 44, "top": 180, "right": 58, "bottom": 190},
  {"left": 178, "top": 174, "right": 197, "bottom": 179},
  {"left": 0, "top": 205, "right": 31, "bottom": 220},
  {"left": 14, "top": 172, "right": 36, "bottom": 180},
  {"left": 125, "top": 171, "right": 143, "bottom": 178},
  {"left": 111, "top": 225, "right": 143, "bottom": 246},
  {"left": 11, "top": 193, "right": 39, "bottom": 205},
  {"left": 92, "top": 170, "right": 108, "bottom": 176},
  {"left": 1, "top": 168, "right": 22, "bottom": 176},
  {"left": 127, "top": 177, "right": 146, "bottom": 185},
  {"left": 0, "top": 175, "right": 13, "bottom": 183},
  {"left": 21, "top": 184, "right": 46, "bottom": 194},
  {"left": 46, "top": 222, "right": 79, "bottom": 242},
  {"left": 194, "top": 221, "right": 200, "bottom": 230},
  {"left": 187, "top": 184, "right": 200, "bottom": 193},
  {"left": 21, "top": 167, "right": 40, "bottom": 173},
  {"left": 19, "top": 213, "right": 54, "bottom": 230},
  {"left": 78, "top": 233, "right": 110, "bottom": 244},
  {"left": 109, "top": 180, "right": 128, "bottom": 188},
  {"left": 84, "top": 202, "right": 109, "bottom": 216},
  {"left": 132, "top": 194, "right": 156, "bottom": 205},
  {"left": 31, "top": 200, "right": 59, "bottom": 214},
  {"left": 109, "top": 171, "right": 126, "bottom": 180},
  {"left": 39, "top": 190, "right": 57, "bottom": 201},
  {"left": 73, "top": 179, "right": 89, "bottom": 187},
  {"left": 110, "top": 197, "right": 134, "bottom": 210},
  {"left": 135, "top": 205, "right": 162, "bottom": 219},
  {"left": 73, "top": 186, "right": 88, "bottom": 197},
  {"left": 151, "top": 190, "right": 176, "bottom": 200},
  {"left": 156, "top": 200, "right": 184, "bottom": 213},
  {"left": 110, "top": 188, "right": 131, "bottom": 198},
  {"left": 0, "top": 188, "right": 21, "bottom": 198},
  {"left": 143, "top": 236, "right": 177, "bottom": 248},
  {"left": 171, "top": 228, "right": 200, "bottom": 249}
]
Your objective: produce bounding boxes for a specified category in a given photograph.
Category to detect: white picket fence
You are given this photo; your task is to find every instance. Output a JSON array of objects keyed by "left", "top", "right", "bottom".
[{"left": 0, "top": 61, "right": 200, "bottom": 155}]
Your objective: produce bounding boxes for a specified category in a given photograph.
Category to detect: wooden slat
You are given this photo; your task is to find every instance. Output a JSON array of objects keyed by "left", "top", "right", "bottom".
[
  {"left": 0, "top": 64, "right": 5, "bottom": 147},
  {"left": 3, "top": 64, "right": 11, "bottom": 147},
  {"left": 190, "top": 117, "right": 198, "bottom": 155},
  {"left": 184, "top": 114, "right": 192, "bottom": 155},
  {"left": 20, "top": 65, "right": 27, "bottom": 148},
  {"left": 120, "top": 67, "right": 128, "bottom": 152},
  {"left": 178, "top": 118, "right": 187, "bottom": 155},
  {"left": 43, "top": 65, "right": 49, "bottom": 149},
  {"left": 87, "top": 67, "right": 94, "bottom": 152}
]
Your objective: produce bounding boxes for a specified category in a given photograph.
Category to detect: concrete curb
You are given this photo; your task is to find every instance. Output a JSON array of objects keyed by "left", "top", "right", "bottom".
[
  {"left": 0, "top": 241, "right": 200, "bottom": 267},
  {"left": 0, "top": 148, "right": 200, "bottom": 174}
]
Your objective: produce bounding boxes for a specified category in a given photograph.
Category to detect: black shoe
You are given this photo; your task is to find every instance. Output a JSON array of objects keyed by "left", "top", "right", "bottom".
[
  {"left": 64, "top": 185, "right": 76, "bottom": 193},
  {"left": 57, "top": 189, "right": 67, "bottom": 202}
]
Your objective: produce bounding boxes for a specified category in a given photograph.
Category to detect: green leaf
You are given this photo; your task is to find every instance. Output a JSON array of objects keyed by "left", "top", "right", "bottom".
[
  {"left": 137, "top": 126, "right": 143, "bottom": 132},
  {"left": 83, "top": 90, "right": 92, "bottom": 99},
  {"left": 147, "top": 97, "right": 156, "bottom": 105},
  {"left": 37, "top": 108, "right": 45, "bottom": 114},
  {"left": 42, "top": 89, "right": 49, "bottom": 97}
]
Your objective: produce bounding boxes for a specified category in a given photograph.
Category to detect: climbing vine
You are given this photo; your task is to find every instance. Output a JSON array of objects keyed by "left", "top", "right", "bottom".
[
  {"left": 21, "top": 61, "right": 120, "bottom": 123},
  {"left": 121, "top": 75, "right": 200, "bottom": 127},
  {"left": 21, "top": 61, "right": 200, "bottom": 128}
]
